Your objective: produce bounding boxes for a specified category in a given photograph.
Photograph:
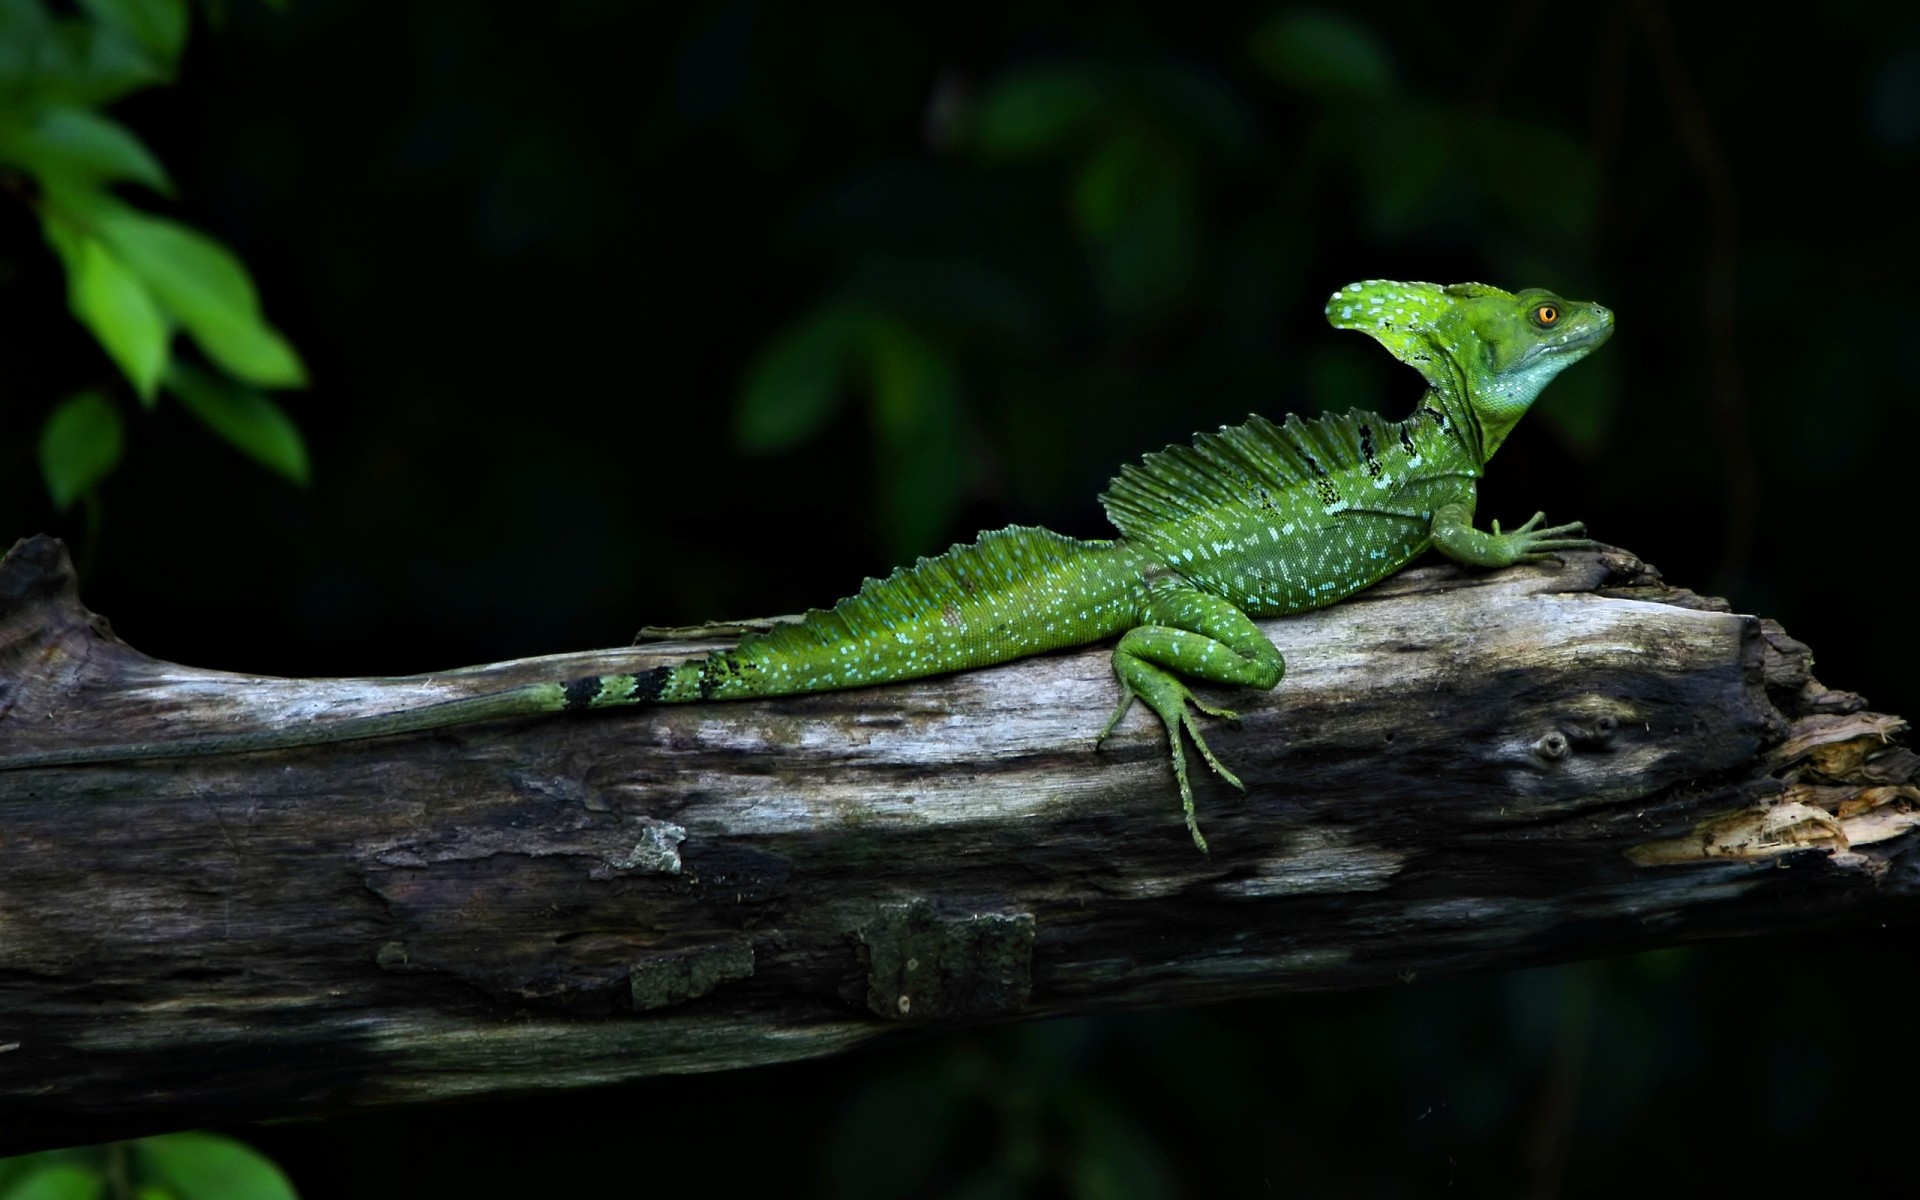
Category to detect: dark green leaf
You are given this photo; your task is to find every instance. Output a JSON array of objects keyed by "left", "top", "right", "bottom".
[
  {"left": 1071, "top": 135, "right": 1196, "bottom": 316},
  {"left": 42, "top": 215, "right": 172, "bottom": 402},
  {"left": 1129, "top": 61, "right": 1257, "bottom": 156},
  {"left": 971, "top": 65, "right": 1105, "bottom": 158},
  {"left": 0, "top": 7, "right": 170, "bottom": 105},
  {"left": 1070, "top": 134, "right": 1146, "bottom": 239},
  {"left": 165, "top": 362, "right": 310, "bottom": 485},
  {"left": 1250, "top": 11, "right": 1396, "bottom": 101},
  {"left": 866, "top": 322, "right": 966, "bottom": 557},
  {"left": 37, "top": 390, "right": 125, "bottom": 510},
  {"left": 94, "top": 208, "right": 307, "bottom": 389},
  {"left": 821, "top": 1071, "right": 965, "bottom": 1200},
  {"left": 1348, "top": 107, "right": 1453, "bottom": 235},
  {"left": 1066, "top": 1093, "right": 1179, "bottom": 1200},
  {"left": 133, "top": 1134, "right": 297, "bottom": 1200},
  {"left": 0, "top": 1, "right": 60, "bottom": 94},
  {"left": 0, "top": 1162, "right": 105, "bottom": 1200},
  {"left": 0, "top": 1153, "right": 95, "bottom": 1199},
  {"left": 1464, "top": 116, "right": 1596, "bottom": 235},
  {"left": 734, "top": 305, "right": 864, "bottom": 452},
  {"left": 0, "top": 105, "right": 172, "bottom": 192},
  {"left": 78, "top": 0, "right": 189, "bottom": 65}
]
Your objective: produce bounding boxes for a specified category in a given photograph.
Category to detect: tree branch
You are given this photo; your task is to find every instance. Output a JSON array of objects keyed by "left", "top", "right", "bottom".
[{"left": 1, "top": 532, "right": 1914, "bottom": 1154}]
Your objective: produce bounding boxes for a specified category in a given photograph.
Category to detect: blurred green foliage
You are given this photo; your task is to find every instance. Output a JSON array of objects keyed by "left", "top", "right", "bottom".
[
  {"left": 0, "top": 1134, "right": 295, "bottom": 1200},
  {"left": 0, "top": 0, "right": 303, "bottom": 519}
]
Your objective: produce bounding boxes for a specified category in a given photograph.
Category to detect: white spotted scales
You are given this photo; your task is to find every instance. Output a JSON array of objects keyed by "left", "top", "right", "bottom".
[{"left": 0, "top": 281, "right": 1616, "bottom": 852}]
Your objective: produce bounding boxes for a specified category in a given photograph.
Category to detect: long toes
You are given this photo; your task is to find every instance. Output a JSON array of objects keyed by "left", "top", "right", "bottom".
[
  {"left": 1185, "top": 813, "right": 1210, "bottom": 854},
  {"left": 1184, "top": 720, "right": 1245, "bottom": 789}
]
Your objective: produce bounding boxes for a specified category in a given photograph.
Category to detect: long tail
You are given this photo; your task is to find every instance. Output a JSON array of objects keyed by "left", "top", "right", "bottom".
[{"left": 0, "top": 526, "right": 1144, "bottom": 771}]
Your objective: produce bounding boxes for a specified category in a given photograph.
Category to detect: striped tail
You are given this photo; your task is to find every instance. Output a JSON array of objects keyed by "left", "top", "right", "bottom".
[{"left": 1, "top": 526, "right": 1145, "bottom": 769}]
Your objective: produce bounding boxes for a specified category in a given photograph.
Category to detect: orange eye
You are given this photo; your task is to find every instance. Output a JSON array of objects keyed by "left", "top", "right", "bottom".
[{"left": 1534, "top": 304, "right": 1559, "bottom": 325}]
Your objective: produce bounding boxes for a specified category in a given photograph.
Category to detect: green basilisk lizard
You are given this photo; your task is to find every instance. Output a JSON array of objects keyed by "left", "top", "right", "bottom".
[{"left": 0, "top": 280, "right": 1614, "bottom": 851}]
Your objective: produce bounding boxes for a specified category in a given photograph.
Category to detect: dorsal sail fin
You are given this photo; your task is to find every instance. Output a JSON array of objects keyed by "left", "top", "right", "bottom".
[
  {"left": 737, "top": 525, "right": 1092, "bottom": 656},
  {"left": 1099, "top": 410, "right": 1376, "bottom": 539}
]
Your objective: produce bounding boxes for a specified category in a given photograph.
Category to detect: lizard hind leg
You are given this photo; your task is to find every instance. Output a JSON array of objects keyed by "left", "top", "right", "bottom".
[{"left": 1104, "top": 590, "right": 1287, "bottom": 852}]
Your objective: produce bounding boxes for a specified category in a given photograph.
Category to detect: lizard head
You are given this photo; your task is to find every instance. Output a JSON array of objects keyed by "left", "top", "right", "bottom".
[{"left": 1325, "top": 280, "right": 1613, "bottom": 461}]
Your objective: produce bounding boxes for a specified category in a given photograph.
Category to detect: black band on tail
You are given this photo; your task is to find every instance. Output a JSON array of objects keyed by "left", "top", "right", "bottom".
[
  {"left": 627, "top": 667, "right": 671, "bottom": 702},
  {"left": 563, "top": 667, "right": 673, "bottom": 713},
  {"left": 562, "top": 676, "right": 605, "bottom": 712}
]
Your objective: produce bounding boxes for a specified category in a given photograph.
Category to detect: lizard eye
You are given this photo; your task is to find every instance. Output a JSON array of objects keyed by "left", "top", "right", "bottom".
[{"left": 1532, "top": 304, "right": 1560, "bottom": 327}]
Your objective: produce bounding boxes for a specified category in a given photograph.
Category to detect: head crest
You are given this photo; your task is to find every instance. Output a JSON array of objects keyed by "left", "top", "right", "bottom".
[{"left": 1323, "top": 280, "right": 1504, "bottom": 390}]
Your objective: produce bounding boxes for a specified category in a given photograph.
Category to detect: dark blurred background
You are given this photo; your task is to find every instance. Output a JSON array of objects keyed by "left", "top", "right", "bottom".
[{"left": 3, "top": 1, "right": 1917, "bottom": 1195}]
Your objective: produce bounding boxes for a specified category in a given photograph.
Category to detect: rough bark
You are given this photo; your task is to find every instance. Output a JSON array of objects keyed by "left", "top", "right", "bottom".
[{"left": 1, "top": 532, "right": 1915, "bottom": 1154}]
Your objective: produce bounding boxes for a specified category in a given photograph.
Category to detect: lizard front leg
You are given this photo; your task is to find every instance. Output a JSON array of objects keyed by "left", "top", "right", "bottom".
[
  {"left": 1430, "top": 502, "right": 1592, "bottom": 568},
  {"left": 1096, "top": 586, "right": 1285, "bottom": 853}
]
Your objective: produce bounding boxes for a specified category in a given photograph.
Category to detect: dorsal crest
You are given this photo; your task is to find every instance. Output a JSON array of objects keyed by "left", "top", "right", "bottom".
[
  {"left": 1100, "top": 410, "right": 1376, "bottom": 539},
  {"left": 739, "top": 525, "right": 1089, "bottom": 655}
]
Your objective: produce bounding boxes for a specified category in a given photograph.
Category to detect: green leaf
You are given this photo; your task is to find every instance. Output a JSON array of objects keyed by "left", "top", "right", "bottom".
[
  {"left": 738, "top": 305, "right": 969, "bottom": 554},
  {"left": 1071, "top": 134, "right": 1197, "bottom": 316},
  {"left": 1347, "top": 107, "right": 1453, "bottom": 236},
  {"left": 42, "top": 215, "right": 172, "bottom": 402},
  {"left": 971, "top": 65, "right": 1106, "bottom": 158},
  {"left": 0, "top": 2, "right": 63, "bottom": 96},
  {"left": 1066, "top": 1095, "right": 1179, "bottom": 1200},
  {"left": 78, "top": 0, "right": 189, "bottom": 65},
  {"left": 0, "top": 1162, "right": 105, "bottom": 1200},
  {"left": 0, "top": 7, "right": 171, "bottom": 106},
  {"left": 93, "top": 209, "right": 307, "bottom": 389},
  {"left": 1250, "top": 11, "right": 1396, "bottom": 101},
  {"left": 0, "top": 105, "right": 173, "bottom": 192},
  {"left": 38, "top": 390, "right": 125, "bottom": 510},
  {"left": 164, "top": 362, "right": 310, "bottom": 485},
  {"left": 734, "top": 305, "right": 865, "bottom": 452},
  {"left": 132, "top": 1134, "right": 297, "bottom": 1200},
  {"left": 1464, "top": 116, "right": 1597, "bottom": 235},
  {"left": 866, "top": 322, "right": 965, "bottom": 558}
]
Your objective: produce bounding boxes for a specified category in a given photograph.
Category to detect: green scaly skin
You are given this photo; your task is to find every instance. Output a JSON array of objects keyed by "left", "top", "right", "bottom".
[{"left": 0, "top": 281, "right": 1614, "bottom": 852}]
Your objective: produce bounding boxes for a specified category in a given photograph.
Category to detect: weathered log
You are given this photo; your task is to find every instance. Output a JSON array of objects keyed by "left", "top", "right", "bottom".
[{"left": 0, "top": 532, "right": 1914, "bottom": 1153}]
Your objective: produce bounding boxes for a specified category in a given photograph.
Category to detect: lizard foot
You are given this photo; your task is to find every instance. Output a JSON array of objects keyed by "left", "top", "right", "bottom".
[
  {"left": 1492, "top": 512, "right": 1595, "bottom": 563},
  {"left": 1105, "top": 663, "right": 1249, "bottom": 852}
]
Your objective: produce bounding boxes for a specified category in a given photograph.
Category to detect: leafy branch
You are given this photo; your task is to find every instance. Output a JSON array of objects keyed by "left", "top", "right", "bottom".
[{"left": 0, "top": 0, "right": 307, "bottom": 521}]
